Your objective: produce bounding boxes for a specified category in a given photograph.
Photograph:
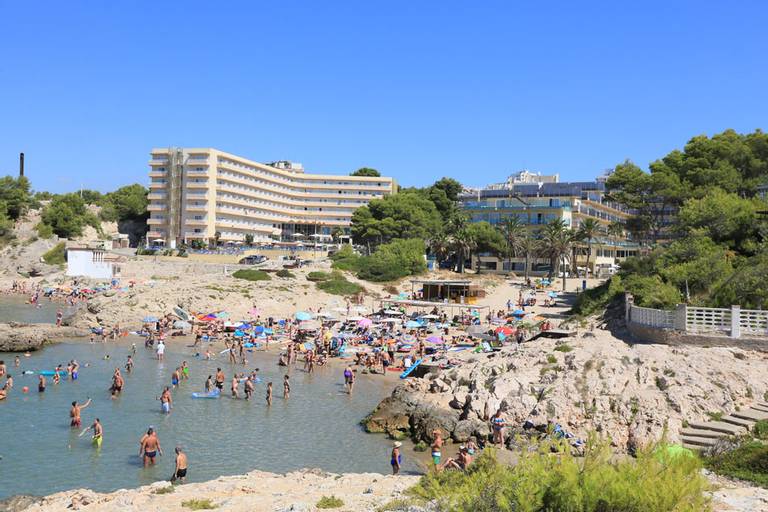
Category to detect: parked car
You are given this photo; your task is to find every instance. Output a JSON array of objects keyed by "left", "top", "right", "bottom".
[{"left": 239, "top": 255, "right": 267, "bottom": 265}]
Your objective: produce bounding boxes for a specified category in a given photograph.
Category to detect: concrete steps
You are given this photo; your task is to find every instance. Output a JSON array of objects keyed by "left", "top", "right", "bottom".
[{"left": 680, "top": 402, "right": 768, "bottom": 451}]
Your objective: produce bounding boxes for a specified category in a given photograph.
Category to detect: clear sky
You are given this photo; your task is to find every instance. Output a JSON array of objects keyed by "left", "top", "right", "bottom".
[{"left": 0, "top": 1, "right": 766, "bottom": 193}]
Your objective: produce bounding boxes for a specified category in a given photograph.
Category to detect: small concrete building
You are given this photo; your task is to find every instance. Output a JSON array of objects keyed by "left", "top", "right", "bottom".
[{"left": 66, "top": 247, "right": 121, "bottom": 279}]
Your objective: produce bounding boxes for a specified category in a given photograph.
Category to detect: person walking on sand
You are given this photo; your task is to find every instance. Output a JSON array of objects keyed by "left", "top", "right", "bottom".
[
  {"left": 266, "top": 382, "right": 273, "bottom": 405},
  {"left": 159, "top": 387, "right": 172, "bottom": 414},
  {"left": 171, "top": 446, "right": 188, "bottom": 483},
  {"left": 139, "top": 427, "right": 163, "bottom": 467},
  {"left": 283, "top": 374, "right": 290, "bottom": 399},
  {"left": 391, "top": 441, "right": 402, "bottom": 475},
  {"left": 70, "top": 398, "right": 91, "bottom": 427}
]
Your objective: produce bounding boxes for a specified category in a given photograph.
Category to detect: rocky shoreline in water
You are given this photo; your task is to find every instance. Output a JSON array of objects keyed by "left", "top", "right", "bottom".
[
  {"left": 0, "top": 322, "right": 89, "bottom": 352},
  {"left": 363, "top": 331, "right": 768, "bottom": 453}
]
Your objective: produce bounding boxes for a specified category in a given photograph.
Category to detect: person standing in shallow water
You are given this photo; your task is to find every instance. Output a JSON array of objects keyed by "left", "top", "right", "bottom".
[
  {"left": 391, "top": 441, "right": 402, "bottom": 475},
  {"left": 266, "top": 382, "right": 272, "bottom": 405},
  {"left": 283, "top": 374, "right": 290, "bottom": 399},
  {"left": 70, "top": 398, "right": 91, "bottom": 427},
  {"left": 139, "top": 427, "right": 162, "bottom": 467},
  {"left": 171, "top": 446, "right": 188, "bottom": 483}
]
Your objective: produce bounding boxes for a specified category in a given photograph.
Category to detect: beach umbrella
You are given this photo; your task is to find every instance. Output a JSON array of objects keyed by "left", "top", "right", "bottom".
[
  {"left": 234, "top": 329, "right": 244, "bottom": 337},
  {"left": 295, "top": 311, "right": 313, "bottom": 321},
  {"left": 318, "top": 312, "right": 336, "bottom": 319},
  {"left": 426, "top": 335, "right": 444, "bottom": 343},
  {"left": 333, "top": 307, "right": 348, "bottom": 313},
  {"left": 495, "top": 326, "right": 514, "bottom": 336},
  {"left": 381, "top": 318, "right": 399, "bottom": 323},
  {"left": 215, "top": 312, "right": 230, "bottom": 319},
  {"left": 264, "top": 328, "right": 274, "bottom": 335},
  {"left": 419, "top": 314, "right": 439, "bottom": 320},
  {"left": 405, "top": 320, "right": 421, "bottom": 328},
  {"left": 357, "top": 318, "right": 372, "bottom": 328},
  {"left": 384, "top": 309, "right": 403, "bottom": 315},
  {"left": 548, "top": 291, "right": 558, "bottom": 298},
  {"left": 351, "top": 305, "right": 367, "bottom": 313},
  {"left": 253, "top": 325, "right": 265, "bottom": 334},
  {"left": 347, "top": 316, "right": 364, "bottom": 322},
  {"left": 173, "top": 320, "right": 191, "bottom": 329},
  {"left": 512, "top": 309, "right": 526, "bottom": 317},
  {"left": 142, "top": 316, "right": 159, "bottom": 323}
]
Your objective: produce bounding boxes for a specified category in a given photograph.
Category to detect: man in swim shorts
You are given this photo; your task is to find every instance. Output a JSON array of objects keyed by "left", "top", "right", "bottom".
[
  {"left": 160, "top": 387, "right": 172, "bottom": 414},
  {"left": 70, "top": 397, "right": 91, "bottom": 427},
  {"left": 215, "top": 368, "right": 225, "bottom": 390},
  {"left": 171, "top": 368, "right": 180, "bottom": 388},
  {"left": 172, "top": 446, "right": 188, "bottom": 483},
  {"left": 38, "top": 374, "right": 46, "bottom": 393},
  {"left": 140, "top": 427, "right": 163, "bottom": 467}
]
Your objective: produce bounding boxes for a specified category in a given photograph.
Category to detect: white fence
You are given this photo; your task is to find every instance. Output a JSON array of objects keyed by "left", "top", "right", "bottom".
[
  {"left": 629, "top": 304, "right": 674, "bottom": 328},
  {"left": 626, "top": 299, "right": 768, "bottom": 339}
]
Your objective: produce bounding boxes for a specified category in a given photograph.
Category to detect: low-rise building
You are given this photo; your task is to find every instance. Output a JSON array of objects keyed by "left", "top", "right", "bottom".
[{"left": 65, "top": 247, "right": 121, "bottom": 279}]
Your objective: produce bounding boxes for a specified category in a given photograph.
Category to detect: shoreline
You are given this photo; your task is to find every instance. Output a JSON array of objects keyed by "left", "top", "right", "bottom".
[{"left": 8, "top": 468, "right": 421, "bottom": 512}]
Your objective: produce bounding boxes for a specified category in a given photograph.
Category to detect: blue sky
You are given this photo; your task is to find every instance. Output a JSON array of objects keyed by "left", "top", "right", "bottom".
[{"left": 0, "top": 1, "right": 766, "bottom": 193}]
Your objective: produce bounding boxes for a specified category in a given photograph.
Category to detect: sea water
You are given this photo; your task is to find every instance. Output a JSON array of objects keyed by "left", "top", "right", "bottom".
[
  {"left": 0, "top": 340, "right": 418, "bottom": 498},
  {"left": 0, "top": 296, "right": 65, "bottom": 324}
]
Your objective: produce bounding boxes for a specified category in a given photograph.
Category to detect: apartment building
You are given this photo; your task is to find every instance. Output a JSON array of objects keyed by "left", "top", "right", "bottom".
[
  {"left": 460, "top": 176, "right": 641, "bottom": 275},
  {"left": 146, "top": 148, "right": 395, "bottom": 247}
]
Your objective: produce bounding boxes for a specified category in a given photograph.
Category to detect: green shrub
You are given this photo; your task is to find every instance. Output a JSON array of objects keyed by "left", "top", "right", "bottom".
[
  {"left": 357, "top": 238, "right": 426, "bottom": 282},
  {"left": 137, "top": 248, "right": 157, "bottom": 255},
  {"left": 705, "top": 440, "right": 768, "bottom": 487},
  {"left": 553, "top": 344, "right": 573, "bottom": 353},
  {"left": 35, "top": 222, "right": 54, "bottom": 239},
  {"left": 181, "top": 499, "right": 218, "bottom": 510},
  {"left": 317, "top": 272, "right": 364, "bottom": 296},
  {"left": 232, "top": 269, "right": 271, "bottom": 281},
  {"left": 276, "top": 269, "right": 295, "bottom": 278},
  {"left": 753, "top": 420, "right": 768, "bottom": 440},
  {"left": 42, "top": 242, "right": 66, "bottom": 265},
  {"left": 408, "top": 438, "right": 709, "bottom": 511},
  {"left": 413, "top": 441, "right": 428, "bottom": 452},
  {"left": 307, "top": 271, "right": 331, "bottom": 282},
  {"left": 316, "top": 496, "right": 344, "bottom": 509},
  {"left": 570, "top": 275, "right": 624, "bottom": 316},
  {"left": 546, "top": 354, "right": 557, "bottom": 364},
  {"left": 153, "top": 485, "right": 175, "bottom": 494},
  {"left": 377, "top": 499, "right": 413, "bottom": 512},
  {"left": 623, "top": 274, "right": 682, "bottom": 309},
  {"left": 706, "top": 411, "right": 723, "bottom": 421},
  {"left": 330, "top": 244, "right": 363, "bottom": 271}
]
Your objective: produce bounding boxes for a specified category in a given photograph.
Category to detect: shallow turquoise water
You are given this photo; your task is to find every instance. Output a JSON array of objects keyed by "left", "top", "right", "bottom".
[
  {"left": 0, "top": 295, "right": 65, "bottom": 323},
  {"left": 0, "top": 340, "right": 417, "bottom": 498}
]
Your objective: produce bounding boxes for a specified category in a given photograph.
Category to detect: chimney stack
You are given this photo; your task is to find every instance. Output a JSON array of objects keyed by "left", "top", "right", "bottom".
[{"left": 19, "top": 153, "right": 24, "bottom": 177}]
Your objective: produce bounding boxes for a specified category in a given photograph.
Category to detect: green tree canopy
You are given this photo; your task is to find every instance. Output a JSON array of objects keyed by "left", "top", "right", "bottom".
[
  {"left": 40, "top": 193, "right": 98, "bottom": 238},
  {"left": 351, "top": 191, "right": 442, "bottom": 248},
  {"left": 0, "top": 175, "right": 33, "bottom": 220},
  {"left": 676, "top": 189, "right": 761, "bottom": 252},
  {"left": 350, "top": 167, "right": 381, "bottom": 177},
  {"left": 100, "top": 184, "right": 149, "bottom": 222}
]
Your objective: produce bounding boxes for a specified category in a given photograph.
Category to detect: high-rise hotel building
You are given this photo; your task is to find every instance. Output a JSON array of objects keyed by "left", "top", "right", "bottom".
[{"left": 146, "top": 148, "right": 395, "bottom": 247}]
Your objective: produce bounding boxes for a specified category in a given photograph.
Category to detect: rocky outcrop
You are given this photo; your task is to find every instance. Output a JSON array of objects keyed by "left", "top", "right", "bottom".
[
  {"left": 366, "top": 333, "right": 768, "bottom": 452},
  {"left": 19, "top": 469, "right": 420, "bottom": 512},
  {"left": 0, "top": 323, "right": 89, "bottom": 352}
]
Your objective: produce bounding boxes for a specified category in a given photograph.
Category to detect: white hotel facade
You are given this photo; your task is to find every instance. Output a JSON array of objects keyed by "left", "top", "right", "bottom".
[{"left": 146, "top": 148, "right": 395, "bottom": 247}]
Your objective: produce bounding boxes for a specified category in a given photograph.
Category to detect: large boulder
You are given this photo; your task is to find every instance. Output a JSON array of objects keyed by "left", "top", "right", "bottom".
[
  {"left": 362, "top": 396, "right": 411, "bottom": 434},
  {"left": 0, "top": 323, "right": 89, "bottom": 352}
]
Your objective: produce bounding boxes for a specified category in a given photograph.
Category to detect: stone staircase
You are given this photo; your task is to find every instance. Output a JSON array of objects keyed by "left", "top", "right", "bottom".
[{"left": 681, "top": 401, "right": 768, "bottom": 450}]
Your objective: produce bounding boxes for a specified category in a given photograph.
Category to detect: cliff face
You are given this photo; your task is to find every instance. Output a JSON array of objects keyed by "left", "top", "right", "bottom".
[
  {"left": 0, "top": 323, "right": 89, "bottom": 352},
  {"left": 365, "top": 331, "right": 768, "bottom": 452}
]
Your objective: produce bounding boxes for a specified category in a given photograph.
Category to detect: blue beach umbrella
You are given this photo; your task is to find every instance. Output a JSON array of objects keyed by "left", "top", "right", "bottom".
[
  {"left": 254, "top": 325, "right": 265, "bottom": 334},
  {"left": 512, "top": 309, "right": 526, "bottom": 317},
  {"left": 295, "top": 311, "right": 313, "bottom": 321},
  {"left": 405, "top": 320, "right": 421, "bottom": 328},
  {"left": 142, "top": 316, "right": 159, "bottom": 323}
]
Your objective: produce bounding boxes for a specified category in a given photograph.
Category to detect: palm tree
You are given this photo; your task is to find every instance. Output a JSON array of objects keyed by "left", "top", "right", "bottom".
[
  {"left": 607, "top": 221, "right": 624, "bottom": 242},
  {"left": 447, "top": 214, "right": 476, "bottom": 273},
  {"left": 540, "top": 219, "right": 578, "bottom": 291},
  {"left": 427, "top": 231, "right": 451, "bottom": 267},
  {"left": 498, "top": 216, "right": 525, "bottom": 275},
  {"left": 518, "top": 233, "right": 538, "bottom": 283},
  {"left": 577, "top": 218, "right": 602, "bottom": 278}
]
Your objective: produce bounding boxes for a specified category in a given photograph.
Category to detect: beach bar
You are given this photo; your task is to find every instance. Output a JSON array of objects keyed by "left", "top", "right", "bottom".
[{"left": 410, "top": 279, "right": 486, "bottom": 304}]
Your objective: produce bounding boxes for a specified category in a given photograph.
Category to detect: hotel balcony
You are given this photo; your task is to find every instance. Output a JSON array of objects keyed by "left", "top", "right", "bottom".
[
  {"left": 149, "top": 170, "right": 167, "bottom": 177},
  {"left": 149, "top": 182, "right": 167, "bottom": 189},
  {"left": 147, "top": 231, "right": 164, "bottom": 238},
  {"left": 186, "top": 182, "right": 209, "bottom": 189},
  {"left": 185, "top": 218, "right": 208, "bottom": 226},
  {"left": 147, "top": 204, "right": 166, "bottom": 211},
  {"left": 186, "top": 204, "right": 208, "bottom": 212},
  {"left": 147, "top": 193, "right": 167, "bottom": 200},
  {"left": 149, "top": 158, "right": 169, "bottom": 166},
  {"left": 184, "top": 231, "right": 208, "bottom": 238},
  {"left": 147, "top": 218, "right": 167, "bottom": 225}
]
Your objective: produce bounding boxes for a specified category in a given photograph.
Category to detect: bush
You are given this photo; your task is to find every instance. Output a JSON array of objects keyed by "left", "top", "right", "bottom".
[
  {"left": 570, "top": 275, "right": 624, "bottom": 316},
  {"left": 330, "top": 244, "right": 363, "bottom": 271},
  {"left": 409, "top": 438, "right": 709, "bottom": 511},
  {"left": 153, "top": 485, "right": 175, "bottom": 494},
  {"left": 42, "top": 242, "right": 66, "bottom": 265},
  {"left": 137, "top": 248, "right": 156, "bottom": 256},
  {"left": 705, "top": 440, "right": 768, "bottom": 487},
  {"left": 307, "top": 271, "right": 331, "bottom": 282},
  {"left": 753, "top": 420, "right": 768, "bottom": 440},
  {"left": 316, "top": 496, "right": 344, "bottom": 509},
  {"left": 276, "top": 269, "right": 295, "bottom": 278},
  {"left": 35, "top": 222, "right": 54, "bottom": 239},
  {"left": 553, "top": 344, "right": 573, "bottom": 353},
  {"left": 232, "top": 269, "right": 271, "bottom": 281},
  {"left": 546, "top": 354, "right": 557, "bottom": 364},
  {"left": 317, "top": 271, "right": 364, "bottom": 296},
  {"left": 181, "top": 499, "right": 218, "bottom": 510},
  {"left": 357, "top": 238, "right": 426, "bottom": 282}
]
